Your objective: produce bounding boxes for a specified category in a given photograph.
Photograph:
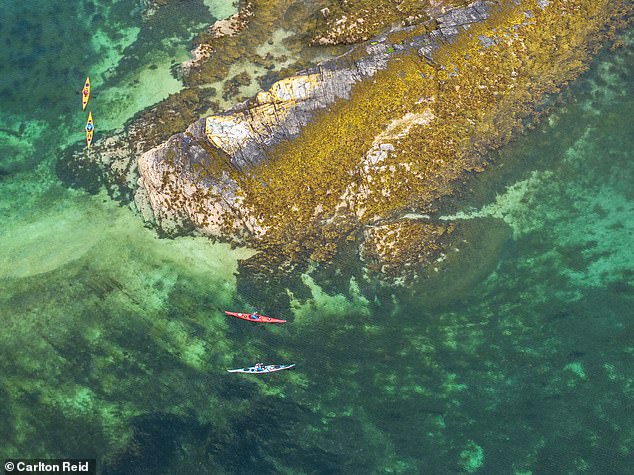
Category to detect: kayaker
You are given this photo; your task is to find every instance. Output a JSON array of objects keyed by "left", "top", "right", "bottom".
[
  {"left": 86, "top": 122, "right": 94, "bottom": 132},
  {"left": 250, "top": 311, "right": 258, "bottom": 320},
  {"left": 255, "top": 363, "right": 264, "bottom": 371}
]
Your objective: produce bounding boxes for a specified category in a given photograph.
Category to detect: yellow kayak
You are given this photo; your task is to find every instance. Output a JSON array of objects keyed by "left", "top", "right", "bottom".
[
  {"left": 85, "top": 112, "right": 94, "bottom": 148},
  {"left": 82, "top": 77, "right": 90, "bottom": 111}
]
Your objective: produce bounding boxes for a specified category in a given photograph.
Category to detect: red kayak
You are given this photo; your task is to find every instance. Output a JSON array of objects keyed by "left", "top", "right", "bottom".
[{"left": 224, "top": 311, "right": 287, "bottom": 324}]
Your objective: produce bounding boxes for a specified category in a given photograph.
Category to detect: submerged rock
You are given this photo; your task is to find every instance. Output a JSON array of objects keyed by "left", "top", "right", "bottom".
[{"left": 181, "top": 2, "right": 254, "bottom": 75}]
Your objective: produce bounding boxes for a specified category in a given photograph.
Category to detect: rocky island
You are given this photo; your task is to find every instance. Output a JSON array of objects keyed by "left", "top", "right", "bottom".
[{"left": 66, "top": 0, "right": 632, "bottom": 279}]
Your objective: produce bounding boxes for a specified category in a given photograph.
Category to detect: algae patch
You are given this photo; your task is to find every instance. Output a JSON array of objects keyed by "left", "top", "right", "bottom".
[{"left": 459, "top": 440, "right": 485, "bottom": 472}]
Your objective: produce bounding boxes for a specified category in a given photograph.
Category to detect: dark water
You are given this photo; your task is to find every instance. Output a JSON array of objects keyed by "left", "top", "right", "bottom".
[{"left": 1, "top": 0, "right": 633, "bottom": 473}]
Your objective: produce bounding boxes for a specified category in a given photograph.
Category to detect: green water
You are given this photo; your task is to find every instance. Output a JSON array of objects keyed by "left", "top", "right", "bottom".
[{"left": 1, "top": 0, "right": 633, "bottom": 472}]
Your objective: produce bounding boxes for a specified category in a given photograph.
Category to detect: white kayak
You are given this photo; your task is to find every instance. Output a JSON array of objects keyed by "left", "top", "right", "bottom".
[{"left": 227, "top": 364, "right": 295, "bottom": 374}]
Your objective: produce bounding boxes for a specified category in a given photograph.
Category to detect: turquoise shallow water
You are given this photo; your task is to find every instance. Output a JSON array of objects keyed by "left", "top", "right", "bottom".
[{"left": 1, "top": 1, "right": 633, "bottom": 473}]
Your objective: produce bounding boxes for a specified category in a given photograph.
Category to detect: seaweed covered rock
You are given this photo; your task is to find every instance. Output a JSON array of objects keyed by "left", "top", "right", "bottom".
[
  {"left": 360, "top": 220, "right": 455, "bottom": 277},
  {"left": 80, "top": 0, "right": 632, "bottom": 280},
  {"left": 312, "top": 0, "right": 471, "bottom": 45},
  {"left": 134, "top": 0, "right": 503, "bottom": 279},
  {"left": 137, "top": 1, "right": 492, "bottom": 243}
]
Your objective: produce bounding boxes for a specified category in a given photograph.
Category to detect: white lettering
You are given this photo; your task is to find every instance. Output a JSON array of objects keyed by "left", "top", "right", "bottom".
[
  {"left": 15, "top": 462, "right": 60, "bottom": 472},
  {"left": 61, "top": 462, "right": 88, "bottom": 472}
]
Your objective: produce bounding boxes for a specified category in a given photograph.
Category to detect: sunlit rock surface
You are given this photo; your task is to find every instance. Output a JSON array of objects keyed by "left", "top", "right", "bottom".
[{"left": 136, "top": 1, "right": 491, "bottom": 245}]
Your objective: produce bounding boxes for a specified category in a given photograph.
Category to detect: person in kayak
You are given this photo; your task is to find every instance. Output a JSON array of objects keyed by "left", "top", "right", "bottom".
[
  {"left": 86, "top": 122, "right": 94, "bottom": 132},
  {"left": 255, "top": 363, "right": 265, "bottom": 371},
  {"left": 249, "top": 311, "right": 258, "bottom": 320}
]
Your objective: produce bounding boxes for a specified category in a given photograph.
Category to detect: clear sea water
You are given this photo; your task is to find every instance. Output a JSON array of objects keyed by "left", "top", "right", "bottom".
[{"left": 0, "top": 1, "right": 632, "bottom": 473}]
